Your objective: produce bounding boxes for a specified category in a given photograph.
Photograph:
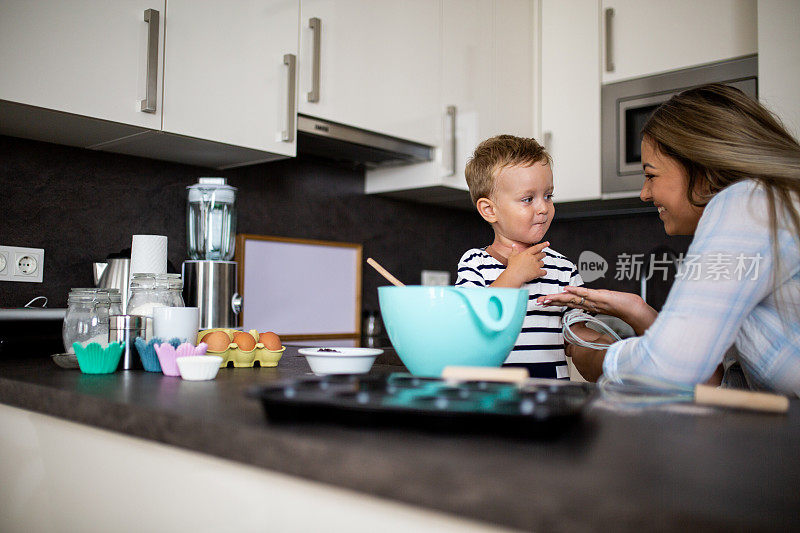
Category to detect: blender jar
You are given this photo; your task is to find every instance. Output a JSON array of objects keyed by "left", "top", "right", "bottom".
[{"left": 187, "top": 177, "right": 237, "bottom": 260}]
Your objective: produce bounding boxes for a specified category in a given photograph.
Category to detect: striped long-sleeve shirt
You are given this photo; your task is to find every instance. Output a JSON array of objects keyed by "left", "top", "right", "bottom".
[
  {"left": 604, "top": 180, "right": 800, "bottom": 396},
  {"left": 456, "top": 247, "right": 584, "bottom": 378}
]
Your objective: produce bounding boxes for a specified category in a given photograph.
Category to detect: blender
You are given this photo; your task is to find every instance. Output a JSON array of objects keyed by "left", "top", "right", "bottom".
[{"left": 183, "top": 177, "right": 242, "bottom": 329}]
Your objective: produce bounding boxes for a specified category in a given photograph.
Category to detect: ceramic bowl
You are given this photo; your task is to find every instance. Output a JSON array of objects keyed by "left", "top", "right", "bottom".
[
  {"left": 378, "top": 286, "right": 528, "bottom": 376},
  {"left": 176, "top": 355, "right": 224, "bottom": 381},
  {"left": 298, "top": 348, "right": 383, "bottom": 376}
]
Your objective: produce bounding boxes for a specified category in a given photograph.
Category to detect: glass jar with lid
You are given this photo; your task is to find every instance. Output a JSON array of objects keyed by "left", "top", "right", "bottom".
[
  {"left": 94, "top": 288, "right": 112, "bottom": 328},
  {"left": 62, "top": 288, "right": 109, "bottom": 353},
  {"left": 157, "top": 273, "right": 185, "bottom": 307},
  {"left": 108, "top": 289, "right": 123, "bottom": 316},
  {"left": 127, "top": 274, "right": 172, "bottom": 339}
]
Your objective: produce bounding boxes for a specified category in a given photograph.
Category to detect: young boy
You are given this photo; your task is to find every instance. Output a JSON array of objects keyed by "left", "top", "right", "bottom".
[{"left": 456, "top": 135, "right": 597, "bottom": 379}]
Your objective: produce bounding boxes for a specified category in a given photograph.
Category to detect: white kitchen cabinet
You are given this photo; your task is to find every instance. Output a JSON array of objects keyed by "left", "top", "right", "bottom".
[
  {"left": 364, "top": 0, "right": 535, "bottom": 209},
  {"left": 601, "top": 0, "right": 757, "bottom": 84},
  {"left": 298, "top": 0, "right": 442, "bottom": 146},
  {"left": 162, "top": 0, "right": 299, "bottom": 157},
  {"left": 758, "top": 0, "right": 800, "bottom": 141},
  {"left": 540, "top": 0, "right": 601, "bottom": 203},
  {"left": 0, "top": 0, "right": 164, "bottom": 131},
  {"left": 0, "top": 0, "right": 298, "bottom": 167}
]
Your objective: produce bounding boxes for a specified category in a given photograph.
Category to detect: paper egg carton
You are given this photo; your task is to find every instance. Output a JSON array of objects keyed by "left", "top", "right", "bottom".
[{"left": 196, "top": 328, "right": 285, "bottom": 368}]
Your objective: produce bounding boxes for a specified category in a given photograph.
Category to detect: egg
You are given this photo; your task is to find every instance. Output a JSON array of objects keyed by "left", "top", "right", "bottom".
[
  {"left": 259, "top": 331, "right": 282, "bottom": 351},
  {"left": 233, "top": 331, "right": 257, "bottom": 351},
  {"left": 202, "top": 330, "right": 231, "bottom": 352}
]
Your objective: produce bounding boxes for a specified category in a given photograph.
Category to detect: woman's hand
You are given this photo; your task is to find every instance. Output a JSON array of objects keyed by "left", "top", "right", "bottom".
[
  {"left": 536, "top": 286, "right": 658, "bottom": 336},
  {"left": 564, "top": 323, "right": 611, "bottom": 381}
]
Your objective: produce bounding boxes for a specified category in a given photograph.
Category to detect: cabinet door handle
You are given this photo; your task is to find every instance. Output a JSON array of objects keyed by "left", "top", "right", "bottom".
[
  {"left": 282, "top": 53, "right": 297, "bottom": 142},
  {"left": 308, "top": 17, "right": 321, "bottom": 102},
  {"left": 446, "top": 105, "right": 457, "bottom": 176},
  {"left": 140, "top": 8, "right": 160, "bottom": 113},
  {"left": 543, "top": 131, "right": 552, "bottom": 153},
  {"left": 604, "top": 8, "right": 615, "bottom": 73}
]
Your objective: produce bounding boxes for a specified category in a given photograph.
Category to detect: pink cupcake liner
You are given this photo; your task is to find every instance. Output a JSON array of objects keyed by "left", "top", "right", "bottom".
[{"left": 154, "top": 342, "right": 208, "bottom": 377}]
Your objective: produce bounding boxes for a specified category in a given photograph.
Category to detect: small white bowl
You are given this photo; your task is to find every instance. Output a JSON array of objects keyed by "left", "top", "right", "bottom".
[
  {"left": 298, "top": 347, "right": 383, "bottom": 376},
  {"left": 176, "top": 355, "right": 224, "bottom": 381}
]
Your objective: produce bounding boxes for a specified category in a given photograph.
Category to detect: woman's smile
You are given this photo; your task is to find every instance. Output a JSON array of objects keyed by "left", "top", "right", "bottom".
[{"left": 640, "top": 138, "right": 704, "bottom": 235}]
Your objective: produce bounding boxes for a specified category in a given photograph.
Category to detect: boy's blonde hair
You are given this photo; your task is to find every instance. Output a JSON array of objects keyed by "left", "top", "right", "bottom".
[{"left": 464, "top": 134, "right": 552, "bottom": 206}]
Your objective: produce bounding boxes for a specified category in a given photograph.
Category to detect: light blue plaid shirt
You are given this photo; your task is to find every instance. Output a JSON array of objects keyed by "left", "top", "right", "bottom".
[{"left": 603, "top": 180, "right": 800, "bottom": 396}]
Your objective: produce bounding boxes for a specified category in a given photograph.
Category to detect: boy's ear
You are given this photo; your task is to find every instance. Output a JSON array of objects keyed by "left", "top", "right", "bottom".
[{"left": 476, "top": 197, "right": 497, "bottom": 223}]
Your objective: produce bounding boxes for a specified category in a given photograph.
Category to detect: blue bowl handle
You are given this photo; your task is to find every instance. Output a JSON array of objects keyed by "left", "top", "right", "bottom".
[{"left": 448, "top": 289, "right": 515, "bottom": 333}]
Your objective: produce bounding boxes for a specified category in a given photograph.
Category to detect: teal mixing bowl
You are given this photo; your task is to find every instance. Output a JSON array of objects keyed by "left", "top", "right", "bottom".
[{"left": 378, "top": 286, "right": 528, "bottom": 376}]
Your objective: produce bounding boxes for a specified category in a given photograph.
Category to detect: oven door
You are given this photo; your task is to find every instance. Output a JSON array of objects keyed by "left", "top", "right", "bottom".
[{"left": 601, "top": 55, "right": 758, "bottom": 196}]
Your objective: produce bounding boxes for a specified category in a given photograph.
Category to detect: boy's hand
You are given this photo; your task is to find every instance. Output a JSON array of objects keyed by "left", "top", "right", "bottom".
[{"left": 491, "top": 241, "right": 548, "bottom": 288}]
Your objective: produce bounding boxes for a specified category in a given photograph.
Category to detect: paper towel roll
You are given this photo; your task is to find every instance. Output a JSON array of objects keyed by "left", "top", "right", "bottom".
[{"left": 130, "top": 235, "right": 168, "bottom": 275}]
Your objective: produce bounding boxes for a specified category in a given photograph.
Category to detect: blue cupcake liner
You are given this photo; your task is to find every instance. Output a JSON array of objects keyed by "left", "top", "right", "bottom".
[{"left": 134, "top": 337, "right": 181, "bottom": 372}]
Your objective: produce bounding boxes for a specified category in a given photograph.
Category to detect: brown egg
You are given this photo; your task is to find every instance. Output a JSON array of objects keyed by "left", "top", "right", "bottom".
[
  {"left": 233, "top": 331, "right": 257, "bottom": 351},
  {"left": 202, "top": 330, "right": 231, "bottom": 352},
  {"left": 259, "top": 331, "right": 282, "bottom": 351}
]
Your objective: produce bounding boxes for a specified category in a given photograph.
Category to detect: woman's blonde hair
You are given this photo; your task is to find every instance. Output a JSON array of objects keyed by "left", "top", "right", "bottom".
[
  {"left": 643, "top": 83, "right": 800, "bottom": 296},
  {"left": 465, "top": 135, "right": 552, "bottom": 206}
]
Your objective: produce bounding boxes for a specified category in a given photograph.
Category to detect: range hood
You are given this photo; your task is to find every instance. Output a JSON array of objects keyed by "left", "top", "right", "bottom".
[{"left": 296, "top": 114, "right": 435, "bottom": 168}]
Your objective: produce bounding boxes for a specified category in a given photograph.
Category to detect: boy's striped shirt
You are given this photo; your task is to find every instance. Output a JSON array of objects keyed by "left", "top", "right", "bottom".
[{"left": 455, "top": 247, "right": 583, "bottom": 379}]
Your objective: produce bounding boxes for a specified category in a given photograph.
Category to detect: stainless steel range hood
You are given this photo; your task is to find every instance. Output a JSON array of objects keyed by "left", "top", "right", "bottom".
[{"left": 296, "top": 114, "right": 435, "bottom": 168}]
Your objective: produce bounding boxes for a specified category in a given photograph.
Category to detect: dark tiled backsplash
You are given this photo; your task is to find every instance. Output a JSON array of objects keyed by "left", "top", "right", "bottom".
[{"left": 0, "top": 135, "right": 690, "bottom": 312}]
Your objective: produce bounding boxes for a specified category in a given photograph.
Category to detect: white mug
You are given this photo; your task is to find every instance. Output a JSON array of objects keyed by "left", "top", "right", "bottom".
[{"left": 153, "top": 307, "right": 199, "bottom": 343}]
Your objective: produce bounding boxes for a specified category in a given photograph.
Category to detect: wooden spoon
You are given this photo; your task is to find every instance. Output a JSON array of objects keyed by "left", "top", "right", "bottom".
[{"left": 366, "top": 258, "right": 405, "bottom": 287}]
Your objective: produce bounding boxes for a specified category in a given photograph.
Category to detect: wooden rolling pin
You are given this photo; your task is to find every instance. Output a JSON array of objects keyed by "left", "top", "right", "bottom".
[{"left": 442, "top": 366, "right": 790, "bottom": 414}]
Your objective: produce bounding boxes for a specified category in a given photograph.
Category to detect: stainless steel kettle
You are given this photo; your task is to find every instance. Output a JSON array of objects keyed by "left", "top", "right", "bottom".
[{"left": 93, "top": 257, "right": 131, "bottom": 310}]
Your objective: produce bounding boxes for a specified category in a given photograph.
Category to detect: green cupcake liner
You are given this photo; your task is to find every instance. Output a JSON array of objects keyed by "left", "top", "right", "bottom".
[{"left": 73, "top": 342, "right": 123, "bottom": 374}]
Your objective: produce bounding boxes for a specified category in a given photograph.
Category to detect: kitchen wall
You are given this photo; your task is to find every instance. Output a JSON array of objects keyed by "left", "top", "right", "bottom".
[{"left": 1, "top": 134, "right": 689, "bottom": 313}]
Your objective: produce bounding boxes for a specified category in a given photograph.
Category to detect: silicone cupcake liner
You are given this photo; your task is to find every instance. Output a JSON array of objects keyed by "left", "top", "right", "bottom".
[
  {"left": 197, "top": 328, "right": 285, "bottom": 368},
  {"left": 155, "top": 342, "right": 208, "bottom": 377},
  {"left": 73, "top": 342, "right": 124, "bottom": 374},
  {"left": 176, "top": 355, "right": 224, "bottom": 381},
  {"left": 134, "top": 337, "right": 182, "bottom": 373}
]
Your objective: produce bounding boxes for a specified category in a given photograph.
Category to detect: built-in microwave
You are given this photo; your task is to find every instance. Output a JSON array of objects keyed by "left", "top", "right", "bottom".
[{"left": 601, "top": 55, "right": 758, "bottom": 196}]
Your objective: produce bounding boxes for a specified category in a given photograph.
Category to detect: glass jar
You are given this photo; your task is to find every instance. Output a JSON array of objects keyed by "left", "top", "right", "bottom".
[
  {"left": 127, "top": 274, "right": 171, "bottom": 339},
  {"left": 108, "top": 289, "right": 123, "bottom": 316},
  {"left": 62, "top": 288, "right": 109, "bottom": 353},
  {"left": 94, "top": 289, "right": 112, "bottom": 327},
  {"left": 157, "top": 273, "right": 185, "bottom": 307}
]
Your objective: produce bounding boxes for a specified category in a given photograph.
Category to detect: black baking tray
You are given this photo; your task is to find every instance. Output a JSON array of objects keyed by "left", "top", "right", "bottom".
[{"left": 251, "top": 373, "right": 596, "bottom": 437}]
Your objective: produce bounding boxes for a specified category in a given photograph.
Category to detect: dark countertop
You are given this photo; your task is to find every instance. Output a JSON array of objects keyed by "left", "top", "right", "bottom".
[{"left": 1, "top": 348, "right": 798, "bottom": 532}]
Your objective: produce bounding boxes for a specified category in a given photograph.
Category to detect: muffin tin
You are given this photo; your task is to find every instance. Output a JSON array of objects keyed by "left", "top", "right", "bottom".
[
  {"left": 196, "top": 328, "right": 285, "bottom": 368},
  {"left": 252, "top": 373, "right": 595, "bottom": 436}
]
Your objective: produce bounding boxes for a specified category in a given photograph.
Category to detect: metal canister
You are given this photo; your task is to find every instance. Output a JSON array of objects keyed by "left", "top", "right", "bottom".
[
  {"left": 182, "top": 260, "right": 241, "bottom": 330},
  {"left": 109, "top": 315, "right": 146, "bottom": 370}
]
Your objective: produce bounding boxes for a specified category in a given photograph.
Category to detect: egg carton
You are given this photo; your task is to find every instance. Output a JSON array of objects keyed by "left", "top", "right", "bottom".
[{"left": 197, "top": 328, "right": 285, "bottom": 368}]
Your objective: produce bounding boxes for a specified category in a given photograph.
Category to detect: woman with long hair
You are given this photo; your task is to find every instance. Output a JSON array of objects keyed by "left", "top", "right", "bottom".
[{"left": 540, "top": 83, "right": 800, "bottom": 395}]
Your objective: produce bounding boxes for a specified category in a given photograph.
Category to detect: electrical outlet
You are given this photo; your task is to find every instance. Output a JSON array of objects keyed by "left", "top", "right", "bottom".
[
  {"left": 0, "top": 245, "right": 44, "bottom": 283},
  {"left": 0, "top": 249, "right": 8, "bottom": 278},
  {"left": 421, "top": 270, "right": 450, "bottom": 286}
]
